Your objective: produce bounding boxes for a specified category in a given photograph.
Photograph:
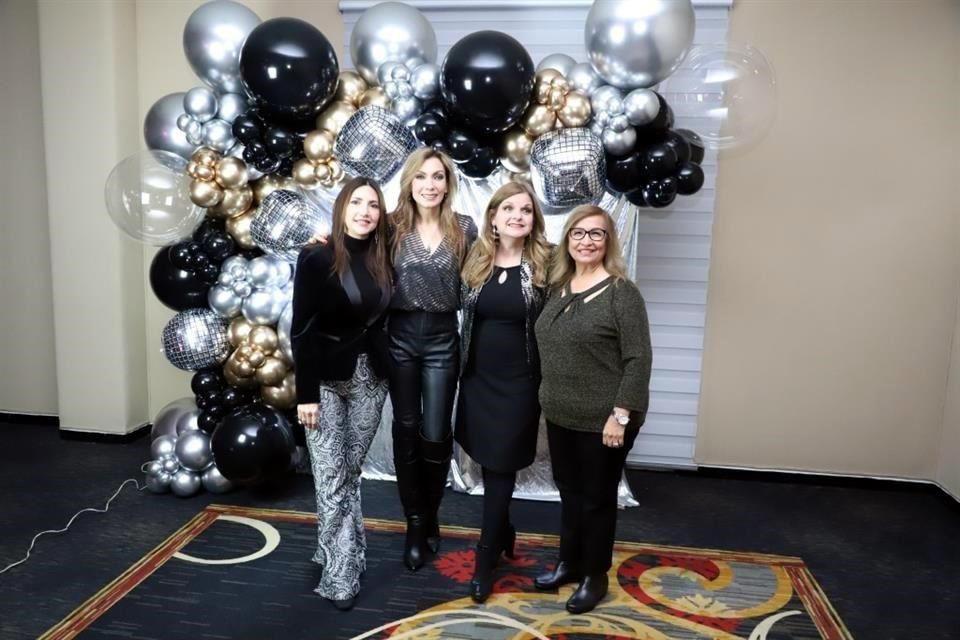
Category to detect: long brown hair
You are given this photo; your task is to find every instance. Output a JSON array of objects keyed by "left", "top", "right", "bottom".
[
  {"left": 462, "top": 181, "right": 551, "bottom": 289},
  {"left": 330, "top": 177, "right": 392, "bottom": 291},
  {"left": 390, "top": 148, "right": 467, "bottom": 263},
  {"left": 548, "top": 204, "right": 627, "bottom": 289}
]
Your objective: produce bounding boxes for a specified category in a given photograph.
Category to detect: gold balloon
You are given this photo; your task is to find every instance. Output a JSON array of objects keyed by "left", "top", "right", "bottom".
[
  {"left": 558, "top": 92, "right": 592, "bottom": 127},
  {"left": 194, "top": 164, "right": 215, "bottom": 181},
  {"left": 316, "top": 101, "right": 356, "bottom": 136},
  {"left": 216, "top": 157, "right": 249, "bottom": 189},
  {"left": 335, "top": 71, "right": 368, "bottom": 106},
  {"left": 228, "top": 317, "right": 253, "bottom": 347},
  {"left": 190, "top": 179, "right": 224, "bottom": 207},
  {"left": 360, "top": 87, "right": 389, "bottom": 108},
  {"left": 247, "top": 350, "right": 266, "bottom": 368},
  {"left": 192, "top": 147, "right": 220, "bottom": 167},
  {"left": 220, "top": 185, "right": 253, "bottom": 218},
  {"left": 535, "top": 68, "right": 563, "bottom": 104},
  {"left": 314, "top": 163, "right": 331, "bottom": 182},
  {"left": 501, "top": 129, "right": 534, "bottom": 173},
  {"left": 293, "top": 158, "right": 321, "bottom": 189},
  {"left": 252, "top": 174, "right": 295, "bottom": 204},
  {"left": 522, "top": 103, "right": 557, "bottom": 138},
  {"left": 262, "top": 372, "right": 296, "bottom": 409},
  {"left": 226, "top": 210, "right": 255, "bottom": 249},
  {"left": 223, "top": 364, "right": 258, "bottom": 389},
  {"left": 328, "top": 160, "right": 344, "bottom": 183},
  {"left": 249, "top": 325, "right": 278, "bottom": 352},
  {"left": 303, "top": 130, "right": 335, "bottom": 162},
  {"left": 255, "top": 356, "right": 287, "bottom": 386}
]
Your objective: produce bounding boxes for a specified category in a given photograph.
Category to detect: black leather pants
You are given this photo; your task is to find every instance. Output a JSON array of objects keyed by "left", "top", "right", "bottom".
[{"left": 388, "top": 310, "right": 459, "bottom": 520}]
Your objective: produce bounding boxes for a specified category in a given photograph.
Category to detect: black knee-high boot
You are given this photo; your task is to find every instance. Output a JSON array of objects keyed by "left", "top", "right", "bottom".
[
  {"left": 394, "top": 425, "right": 426, "bottom": 571},
  {"left": 421, "top": 434, "right": 452, "bottom": 554}
]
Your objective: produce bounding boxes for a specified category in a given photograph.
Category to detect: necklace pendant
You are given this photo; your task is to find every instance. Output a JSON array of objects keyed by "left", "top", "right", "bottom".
[{"left": 497, "top": 269, "right": 508, "bottom": 284}]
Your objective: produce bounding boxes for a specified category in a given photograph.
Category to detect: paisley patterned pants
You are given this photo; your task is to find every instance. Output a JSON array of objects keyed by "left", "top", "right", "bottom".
[{"left": 306, "top": 354, "right": 388, "bottom": 600}]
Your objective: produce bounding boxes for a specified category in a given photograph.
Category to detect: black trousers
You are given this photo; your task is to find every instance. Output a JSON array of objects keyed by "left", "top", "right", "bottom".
[
  {"left": 546, "top": 420, "right": 638, "bottom": 575},
  {"left": 388, "top": 310, "right": 459, "bottom": 516},
  {"left": 480, "top": 467, "right": 516, "bottom": 548}
]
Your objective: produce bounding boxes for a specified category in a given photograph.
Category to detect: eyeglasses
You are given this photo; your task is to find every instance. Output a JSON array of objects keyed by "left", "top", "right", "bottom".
[{"left": 569, "top": 227, "right": 608, "bottom": 242}]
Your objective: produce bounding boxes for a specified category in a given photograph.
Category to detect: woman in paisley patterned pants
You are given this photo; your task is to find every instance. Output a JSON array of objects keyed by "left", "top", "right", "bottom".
[{"left": 291, "top": 177, "right": 394, "bottom": 611}]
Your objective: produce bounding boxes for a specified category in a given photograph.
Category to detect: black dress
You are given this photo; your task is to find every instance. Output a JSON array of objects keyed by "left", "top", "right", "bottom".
[{"left": 455, "top": 265, "right": 541, "bottom": 472}]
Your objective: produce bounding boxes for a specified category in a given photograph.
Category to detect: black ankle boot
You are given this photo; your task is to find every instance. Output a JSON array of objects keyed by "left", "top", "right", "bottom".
[
  {"left": 470, "top": 544, "right": 496, "bottom": 603},
  {"left": 424, "top": 513, "right": 441, "bottom": 554},
  {"left": 534, "top": 560, "right": 581, "bottom": 590},
  {"left": 500, "top": 524, "right": 516, "bottom": 559},
  {"left": 565, "top": 574, "right": 609, "bottom": 614},
  {"left": 403, "top": 515, "right": 426, "bottom": 571}
]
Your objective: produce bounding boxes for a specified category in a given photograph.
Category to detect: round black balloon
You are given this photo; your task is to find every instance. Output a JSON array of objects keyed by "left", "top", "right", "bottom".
[
  {"left": 440, "top": 31, "right": 535, "bottom": 136},
  {"left": 264, "top": 127, "right": 298, "bottom": 158},
  {"left": 195, "top": 389, "right": 223, "bottom": 411},
  {"left": 645, "top": 178, "right": 678, "bottom": 208},
  {"left": 232, "top": 111, "right": 264, "bottom": 145},
  {"left": 676, "top": 162, "right": 705, "bottom": 195},
  {"left": 414, "top": 112, "right": 448, "bottom": 145},
  {"left": 447, "top": 130, "right": 478, "bottom": 162},
  {"left": 675, "top": 128, "right": 705, "bottom": 165},
  {"left": 211, "top": 405, "right": 295, "bottom": 485},
  {"left": 221, "top": 386, "right": 246, "bottom": 409},
  {"left": 239, "top": 17, "right": 339, "bottom": 121},
  {"left": 197, "top": 412, "right": 221, "bottom": 434},
  {"left": 606, "top": 153, "right": 645, "bottom": 194},
  {"left": 149, "top": 246, "right": 209, "bottom": 311},
  {"left": 648, "top": 93, "right": 675, "bottom": 132},
  {"left": 202, "top": 231, "right": 235, "bottom": 262},
  {"left": 625, "top": 188, "right": 649, "bottom": 207},
  {"left": 457, "top": 146, "right": 500, "bottom": 178},
  {"left": 191, "top": 369, "right": 225, "bottom": 395},
  {"left": 664, "top": 131, "right": 692, "bottom": 165},
  {"left": 641, "top": 142, "right": 680, "bottom": 180}
]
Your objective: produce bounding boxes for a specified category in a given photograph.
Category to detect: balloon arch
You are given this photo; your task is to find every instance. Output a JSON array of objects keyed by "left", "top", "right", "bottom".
[{"left": 108, "top": 0, "right": 775, "bottom": 498}]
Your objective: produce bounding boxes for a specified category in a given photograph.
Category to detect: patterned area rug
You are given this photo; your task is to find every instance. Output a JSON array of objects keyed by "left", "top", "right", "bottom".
[{"left": 42, "top": 504, "right": 851, "bottom": 640}]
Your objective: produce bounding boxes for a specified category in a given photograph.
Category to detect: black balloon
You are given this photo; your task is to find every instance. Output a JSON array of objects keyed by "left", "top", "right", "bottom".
[
  {"left": 197, "top": 412, "right": 221, "bottom": 434},
  {"left": 644, "top": 178, "right": 678, "bottom": 208},
  {"left": 440, "top": 31, "right": 535, "bottom": 136},
  {"left": 414, "top": 111, "right": 448, "bottom": 145},
  {"left": 625, "top": 188, "right": 649, "bottom": 207},
  {"left": 221, "top": 386, "right": 246, "bottom": 409},
  {"left": 648, "top": 93, "right": 675, "bottom": 132},
  {"left": 191, "top": 369, "right": 224, "bottom": 395},
  {"left": 675, "top": 129, "right": 705, "bottom": 165},
  {"left": 239, "top": 18, "right": 339, "bottom": 122},
  {"left": 676, "top": 162, "right": 705, "bottom": 195},
  {"left": 641, "top": 142, "right": 680, "bottom": 180},
  {"left": 447, "top": 130, "right": 478, "bottom": 162},
  {"left": 149, "top": 245, "right": 209, "bottom": 311},
  {"left": 211, "top": 405, "right": 295, "bottom": 485},
  {"left": 664, "top": 131, "right": 692, "bottom": 165},
  {"left": 457, "top": 146, "right": 500, "bottom": 178},
  {"left": 606, "top": 153, "right": 645, "bottom": 194},
  {"left": 232, "top": 112, "right": 264, "bottom": 145}
]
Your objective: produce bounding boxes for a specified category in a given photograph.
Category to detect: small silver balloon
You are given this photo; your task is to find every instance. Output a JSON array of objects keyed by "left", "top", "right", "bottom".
[
  {"left": 202, "top": 119, "right": 235, "bottom": 153},
  {"left": 623, "top": 88, "right": 661, "bottom": 126},
  {"left": 144, "top": 92, "right": 195, "bottom": 160},
  {"left": 184, "top": 87, "right": 219, "bottom": 122},
  {"left": 601, "top": 127, "right": 637, "bottom": 156},
  {"left": 150, "top": 434, "right": 178, "bottom": 460},
  {"left": 175, "top": 408, "right": 201, "bottom": 435},
  {"left": 392, "top": 96, "right": 422, "bottom": 123},
  {"left": 183, "top": 0, "right": 261, "bottom": 94},
  {"left": 410, "top": 62, "right": 439, "bottom": 101},
  {"left": 377, "top": 61, "right": 406, "bottom": 87},
  {"left": 184, "top": 119, "right": 204, "bottom": 145},
  {"left": 162, "top": 455, "right": 181, "bottom": 474},
  {"left": 277, "top": 302, "right": 293, "bottom": 363},
  {"left": 247, "top": 256, "right": 277, "bottom": 288},
  {"left": 208, "top": 284, "right": 243, "bottom": 318},
  {"left": 145, "top": 472, "right": 171, "bottom": 494},
  {"left": 145, "top": 460, "right": 164, "bottom": 477},
  {"left": 242, "top": 289, "right": 287, "bottom": 325},
  {"left": 222, "top": 255, "right": 248, "bottom": 277},
  {"left": 170, "top": 468, "right": 202, "bottom": 497},
  {"left": 585, "top": 0, "right": 696, "bottom": 89},
  {"left": 175, "top": 431, "right": 213, "bottom": 472},
  {"left": 351, "top": 1, "right": 438, "bottom": 85},
  {"left": 150, "top": 397, "right": 196, "bottom": 440},
  {"left": 591, "top": 85, "right": 623, "bottom": 114},
  {"left": 537, "top": 53, "right": 577, "bottom": 78},
  {"left": 217, "top": 92, "right": 248, "bottom": 122},
  {"left": 233, "top": 281, "right": 253, "bottom": 298},
  {"left": 567, "top": 62, "right": 603, "bottom": 96},
  {"left": 201, "top": 465, "right": 234, "bottom": 494}
]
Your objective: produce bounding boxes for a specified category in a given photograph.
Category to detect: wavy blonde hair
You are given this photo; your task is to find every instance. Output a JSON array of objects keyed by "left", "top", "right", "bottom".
[
  {"left": 462, "top": 181, "right": 551, "bottom": 289},
  {"left": 390, "top": 148, "right": 466, "bottom": 263},
  {"left": 548, "top": 204, "right": 627, "bottom": 289}
]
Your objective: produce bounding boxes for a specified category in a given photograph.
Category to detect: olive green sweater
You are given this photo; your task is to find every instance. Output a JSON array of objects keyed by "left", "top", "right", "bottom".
[{"left": 534, "top": 277, "right": 652, "bottom": 432}]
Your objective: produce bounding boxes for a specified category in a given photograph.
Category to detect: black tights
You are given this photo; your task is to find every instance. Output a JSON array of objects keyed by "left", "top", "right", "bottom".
[{"left": 480, "top": 467, "right": 516, "bottom": 548}]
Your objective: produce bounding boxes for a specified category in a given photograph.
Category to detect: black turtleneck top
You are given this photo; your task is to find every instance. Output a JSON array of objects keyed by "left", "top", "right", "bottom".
[{"left": 291, "top": 235, "right": 391, "bottom": 403}]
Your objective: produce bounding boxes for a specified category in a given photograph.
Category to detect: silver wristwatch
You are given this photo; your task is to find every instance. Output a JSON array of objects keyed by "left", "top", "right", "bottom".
[{"left": 613, "top": 411, "right": 630, "bottom": 427}]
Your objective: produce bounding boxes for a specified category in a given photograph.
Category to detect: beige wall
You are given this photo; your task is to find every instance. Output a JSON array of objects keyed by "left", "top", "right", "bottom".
[
  {"left": 0, "top": 0, "right": 57, "bottom": 416},
  {"left": 938, "top": 298, "right": 960, "bottom": 497},
  {"left": 697, "top": 0, "right": 960, "bottom": 481}
]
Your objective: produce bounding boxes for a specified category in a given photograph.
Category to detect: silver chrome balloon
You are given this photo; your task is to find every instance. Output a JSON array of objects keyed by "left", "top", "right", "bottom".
[
  {"left": 170, "top": 468, "right": 202, "bottom": 497},
  {"left": 161, "top": 309, "right": 231, "bottom": 371},
  {"left": 208, "top": 283, "right": 243, "bottom": 319},
  {"left": 217, "top": 92, "right": 249, "bottom": 122},
  {"left": 145, "top": 472, "right": 172, "bottom": 494},
  {"left": 201, "top": 119, "right": 235, "bottom": 152},
  {"left": 150, "top": 397, "right": 196, "bottom": 440},
  {"left": 590, "top": 85, "right": 637, "bottom": 156},
  {"left": 530, "top": 128, "right": 606, "bottom": 207},
  {"left": 623, "top": 88, "right": 661, "bottom": 126},
  {"left": 567, "top": 61, "right": 603, "bottom": 96},
  {"left": 183, "top": 87, "right": 219, "bottom": 123},
  {"left": 242, "top": 289, "right": 287, "bottom": 325},
  {"left": 144, "top": 92, "right": 195, "bottom": 160},
  {"left": 277, "top": 302, "right": 293, "bottom": 363},
  {"left": 150, "top": 434, "right": 178, "bottom": 460},
  {"left": 350, "top": 1, "right": 437, "bottom": 86},
  {"left": 601, "top": 127, "right": 637, "bottom": 156},
  {"left": 201, "top": 464, "right": 234, "bottom": 494},
  {"left": 183, "top": 0, "right": 261, "bottom": 94},
  {"left": 537, "top": 53, "right": 577, "bottom": 78},
  {"left": 585, "top": 0, "right": 696, "bottom": 89},
  {"left": 252, "top": 190, "right": 332, "bottom": 262},
  {"left": 175, "top": 431, "right": 213, "bottom": 472},
  {"left": 334, "top": 106, "right": 420, "bottom": 183},
  {"left": 409, "top": 62, "right": 440, "bottom": 101},
  {"left": 175, "top": 408, "right": 202, "bottom": 436}
]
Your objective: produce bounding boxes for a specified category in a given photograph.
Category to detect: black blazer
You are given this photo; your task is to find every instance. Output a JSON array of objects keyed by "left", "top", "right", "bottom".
[{"left": 291, "top": 244, "right": 391, "bottom": 403}]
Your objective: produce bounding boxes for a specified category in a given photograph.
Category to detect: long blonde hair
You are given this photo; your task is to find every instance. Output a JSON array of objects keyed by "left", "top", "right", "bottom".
[
  {"left": 391, "top": 148, "right": 466, "bottom": 263},
  {"left": 548, "top": 205, "right": 627, "bottom": 289},
  {"left": 462, "top": 181, "right": 551, "bottom": 289}
]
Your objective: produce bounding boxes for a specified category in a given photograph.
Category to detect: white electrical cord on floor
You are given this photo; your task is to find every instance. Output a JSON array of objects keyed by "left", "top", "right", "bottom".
[{"left": 0, "top": 477, "right": 145, "bottom": 575}]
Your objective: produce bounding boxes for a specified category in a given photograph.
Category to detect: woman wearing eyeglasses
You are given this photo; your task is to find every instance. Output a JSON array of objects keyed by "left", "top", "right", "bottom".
[{"left": 533, "top": 204, "right": 652, "bottom": 614}]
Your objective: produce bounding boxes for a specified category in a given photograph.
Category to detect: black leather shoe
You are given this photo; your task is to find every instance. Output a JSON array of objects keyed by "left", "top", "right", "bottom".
[
  {"left": 425, "top": 513, "right": 441, "bottom": 554},
  {"left": 565, "top": 574, "right": 608, "bottom": 614},
  {"left": 534, "top": 560, "right": 581, "bottom": 591},
  {"left": 403, "top": 515, "right": 426, "bottom": 571},
  {"left": 470, "top": 544, "right": 496, "bottom": 603},
  {"left": 330, "top": 596, "right": 356, "bottom": 611}
]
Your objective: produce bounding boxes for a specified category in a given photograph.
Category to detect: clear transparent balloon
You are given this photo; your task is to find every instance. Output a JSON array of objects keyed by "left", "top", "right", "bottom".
[
  {"left": 104, "top": 150, "right": 205, "bottom": 246},
  {"left": 659, "top": 44, "right": 776, "bottom": 151}
]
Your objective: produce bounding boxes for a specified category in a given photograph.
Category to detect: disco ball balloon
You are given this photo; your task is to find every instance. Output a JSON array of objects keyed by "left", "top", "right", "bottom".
[
  {"left": 333, "top": 106, "right": 420, "bottom": 183},
  {"left": 161, "top": 309, "right": 231, "bottom": 371},
  {"left": 530, "top": 128, "right": 606, "bottom": 207}
]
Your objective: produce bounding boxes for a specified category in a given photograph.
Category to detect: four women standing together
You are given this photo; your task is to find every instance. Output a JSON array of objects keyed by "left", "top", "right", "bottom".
[{"left": 292, "top": 149, "right": 651, "bottom": 614}]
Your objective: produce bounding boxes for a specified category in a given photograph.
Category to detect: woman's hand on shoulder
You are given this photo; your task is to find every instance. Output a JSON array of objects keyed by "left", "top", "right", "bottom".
[
  {"left": 297, "top": 402, "right": 320, "bottom": 429},
  {"left": 307, "top": 232, "right": 330, "bottom": 246}
]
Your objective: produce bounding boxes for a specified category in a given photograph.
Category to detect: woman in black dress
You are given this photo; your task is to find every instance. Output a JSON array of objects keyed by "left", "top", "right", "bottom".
[{"left": 455, "top": 181, "right": 552, "bottom": 602}]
